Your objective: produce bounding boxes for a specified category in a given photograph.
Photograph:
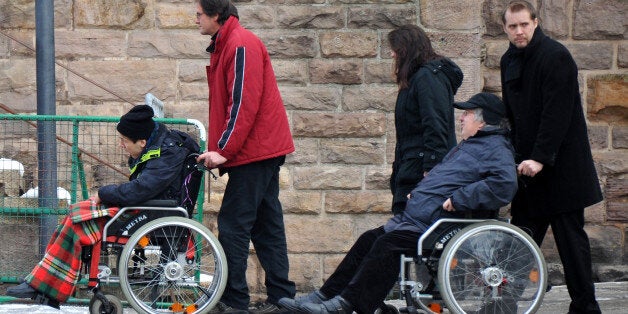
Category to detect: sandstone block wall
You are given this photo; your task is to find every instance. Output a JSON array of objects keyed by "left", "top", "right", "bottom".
[{"left": 0, "top": 0, "right": 626, "bottom": 298}]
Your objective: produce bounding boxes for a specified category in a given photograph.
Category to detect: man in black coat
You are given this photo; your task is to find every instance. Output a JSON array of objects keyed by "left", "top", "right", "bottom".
[{"left": 500, "top": 1, "right": 603, "bottom": 313}]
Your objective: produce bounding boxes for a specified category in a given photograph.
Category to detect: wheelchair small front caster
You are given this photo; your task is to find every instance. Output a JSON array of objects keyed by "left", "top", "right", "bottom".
[{"left": 89, "top": 294, "right": 123, "bottom": 314}]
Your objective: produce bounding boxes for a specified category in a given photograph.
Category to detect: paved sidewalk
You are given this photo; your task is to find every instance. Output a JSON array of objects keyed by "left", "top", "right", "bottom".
[
  {"left": 0, "top": 281, "right": 626, "bottom": 313},
  {"left": 386, "top": 281, "right": 628, "bottom": 313},
  {"left": 535, "top": 281, "right": 628, "bottom": 313}
]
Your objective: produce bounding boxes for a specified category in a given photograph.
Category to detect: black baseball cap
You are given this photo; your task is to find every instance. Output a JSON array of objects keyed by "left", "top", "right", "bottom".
[{"left": 454, "top": 93, "right": 506, "bottom": 125}]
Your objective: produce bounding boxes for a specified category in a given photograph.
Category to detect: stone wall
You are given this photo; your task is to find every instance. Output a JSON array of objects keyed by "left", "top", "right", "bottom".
[{"left": 0, "top": 0, "right": 626, "bottom": 299}]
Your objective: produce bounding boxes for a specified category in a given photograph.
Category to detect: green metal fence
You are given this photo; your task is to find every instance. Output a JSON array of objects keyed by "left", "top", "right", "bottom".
[{"left": 0, "top": 114, "right": 207, "bottom": 285}]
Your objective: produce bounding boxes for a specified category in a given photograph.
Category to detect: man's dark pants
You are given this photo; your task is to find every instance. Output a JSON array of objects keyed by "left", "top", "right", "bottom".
[
  {"left": 512, "top": 209, "right": 601, "bottom": 314},
  {"left": 218, "top": 156, "right": 295, "bottom": 310},
  {"left": 319, "top": 226, "right": 420, "bottom": 313}
]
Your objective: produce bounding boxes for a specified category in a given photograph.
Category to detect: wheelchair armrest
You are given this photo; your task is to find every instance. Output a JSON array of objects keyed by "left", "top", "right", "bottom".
[{"left": 135, "top": 199, "right": 179, "bottom": 207}]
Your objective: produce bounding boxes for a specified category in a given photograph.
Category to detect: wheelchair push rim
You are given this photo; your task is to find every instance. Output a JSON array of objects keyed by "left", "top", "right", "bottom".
[
  {"left": 118, "top": 217, "right": 227, "bottom": 314},
  {"left": 437, "top": 221, "right": 547, "bottom": 314}
]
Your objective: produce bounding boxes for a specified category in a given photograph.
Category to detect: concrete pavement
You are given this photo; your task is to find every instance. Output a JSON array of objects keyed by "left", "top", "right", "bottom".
[
  {"left": 386, "top": 281, "right": 628, "bottom": 313},
  {"left": 535, "top": 281, "right": 628, "bottom": 313},
  {"left": 0, "top": 281, "right": 626, "bottom": 313}
]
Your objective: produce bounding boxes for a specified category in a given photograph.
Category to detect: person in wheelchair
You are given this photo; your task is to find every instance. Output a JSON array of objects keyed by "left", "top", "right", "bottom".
[
  {"left": 278, "top": 93, "right": 518, "bottom": 314},
  {"left": 5, "top": 105, "right": 199, "bottom": 309}
]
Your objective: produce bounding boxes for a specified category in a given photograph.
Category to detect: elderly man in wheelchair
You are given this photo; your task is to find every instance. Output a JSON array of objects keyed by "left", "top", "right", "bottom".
[
  {"left": 279, "top": 93, "right": 547, "bottom": 314},
  {"left": 5, "top": 105, "right": 227, "bottom": 314}
]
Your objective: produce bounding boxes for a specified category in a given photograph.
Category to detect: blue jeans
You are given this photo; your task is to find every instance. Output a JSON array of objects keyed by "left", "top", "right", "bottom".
[{"left": 217, "top": 156, "right": 295, "bottom": 309}]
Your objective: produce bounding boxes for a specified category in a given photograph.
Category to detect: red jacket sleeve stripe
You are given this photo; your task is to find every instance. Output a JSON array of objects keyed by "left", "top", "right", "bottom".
[{"left": 219, "top": 46, "right": 245, "bottom": 150}]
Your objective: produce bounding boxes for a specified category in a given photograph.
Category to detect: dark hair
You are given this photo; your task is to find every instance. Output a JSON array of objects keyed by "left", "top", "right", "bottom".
[
  {"left": 387, "top": 24, "right": 443, "bottom": 90},
  {"left": 502, "top": 0, "right": 537, "bottom": 24},
  {"left": 198, "top": 0, "right": 238, "bottom": 25}
]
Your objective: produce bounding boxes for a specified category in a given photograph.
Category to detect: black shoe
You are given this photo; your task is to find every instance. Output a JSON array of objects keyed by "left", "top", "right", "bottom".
[
  {"left": 249, "top": 301, "right": 290, "bottom": 313},
  {"left": 208, "top": 301, "right": 248, "bottom": 313},
  {"left": 6, "top": 282, "right": 37, "bottom": 299},
  {"left": 299, "top": 295, "right": 352, "bottom": 314},
  {"left": 278, "top": 290, "right": 328, "bottom": 312}
]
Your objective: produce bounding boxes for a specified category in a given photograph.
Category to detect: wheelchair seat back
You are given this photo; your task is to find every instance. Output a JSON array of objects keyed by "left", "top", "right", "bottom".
[{"left": 177, "top": 152, "right": 204, "bottom": 217}]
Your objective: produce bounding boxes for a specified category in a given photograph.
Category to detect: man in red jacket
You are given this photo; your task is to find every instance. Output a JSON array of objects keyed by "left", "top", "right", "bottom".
[{"left": 195, "top": 1, "right": 296, "bottom": 313}]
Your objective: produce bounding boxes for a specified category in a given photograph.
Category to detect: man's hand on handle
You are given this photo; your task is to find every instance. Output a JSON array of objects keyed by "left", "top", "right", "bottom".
[
  {"left": 518, "top": 159, "right": 543, "bottom": 177},
  {"left": 196, "top": 151, "right": 227, "bottom": 169}
]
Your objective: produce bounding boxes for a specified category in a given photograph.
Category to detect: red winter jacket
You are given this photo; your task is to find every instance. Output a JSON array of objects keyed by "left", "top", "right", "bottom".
[{"left": 205, "top": 16, "right": 294, "bottom": 167}]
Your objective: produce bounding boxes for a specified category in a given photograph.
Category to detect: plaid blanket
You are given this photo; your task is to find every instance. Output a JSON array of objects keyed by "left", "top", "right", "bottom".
[
  {"left": 25, "top": 200, "right": 119, "bottom": 302},
  {"left": 69, "top": 199, "right": 119, "bottom": 223}
]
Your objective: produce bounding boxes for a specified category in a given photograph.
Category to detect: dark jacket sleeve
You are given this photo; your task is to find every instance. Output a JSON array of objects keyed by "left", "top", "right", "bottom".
[
  {"left": 529, "top": 47, "right": 577, "bottom": 167},
  {"left": 451, "top": 141, "right": 518, "bottom": 212},
  {"left": 98, "top": 143, "right": 188, "bottom": 206}
]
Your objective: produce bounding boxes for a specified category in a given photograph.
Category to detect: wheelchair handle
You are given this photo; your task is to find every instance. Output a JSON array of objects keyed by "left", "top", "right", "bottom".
[
  {"left": 189, "top": 152, "right": 218, "bottom": 180},
  {"left": 195, "top": 162, "right": 218, "bottom": 180}
]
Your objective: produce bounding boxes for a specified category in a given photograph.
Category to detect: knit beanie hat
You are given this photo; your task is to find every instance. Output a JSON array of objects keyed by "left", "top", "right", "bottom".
[{"left": 117, "top": 105, "right": 155, "bottom": 140}]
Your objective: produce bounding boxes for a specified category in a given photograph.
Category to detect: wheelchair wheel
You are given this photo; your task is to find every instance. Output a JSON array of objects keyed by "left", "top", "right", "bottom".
[
  {"left": 89, "top": 294, "right": 124, "bottom": 314},
  {"left": 118, "top": 217, "right": 227, "bottom": 314},
  {"left": 437, "top": 221, "right": 546, "bottom": 314}
]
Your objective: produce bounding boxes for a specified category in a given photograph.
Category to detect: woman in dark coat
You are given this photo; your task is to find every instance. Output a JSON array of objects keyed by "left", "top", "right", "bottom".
[
  {"left": 388, "top": 24, "right": 464, "bottom": 214},
  {"left": 277, "top": 24, "right": 464, "bottom": 312}
]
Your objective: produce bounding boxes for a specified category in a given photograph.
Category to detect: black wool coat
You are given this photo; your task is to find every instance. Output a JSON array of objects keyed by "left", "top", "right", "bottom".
[
  {"left": 390, "top": 58, "right": 463, "bottom": 214},
  {"left": 500, "top": 27, "right": 603, "bottom": 216}
]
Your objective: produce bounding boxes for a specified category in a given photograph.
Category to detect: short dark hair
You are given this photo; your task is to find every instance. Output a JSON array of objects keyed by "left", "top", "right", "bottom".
[
  {"left": 198, "top": 0, "right": 238, "bottom": 25},
  {"left": 502, "top": 0, "right": 537, "bottom": 24}
]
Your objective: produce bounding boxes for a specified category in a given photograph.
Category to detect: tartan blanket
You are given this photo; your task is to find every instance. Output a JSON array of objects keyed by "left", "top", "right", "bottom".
[
  {"left": 69, "top": 199, "right": 119, "bottom": 223},
  {"left": 25, "top": 200, "right": 119, "bottom": 302}
]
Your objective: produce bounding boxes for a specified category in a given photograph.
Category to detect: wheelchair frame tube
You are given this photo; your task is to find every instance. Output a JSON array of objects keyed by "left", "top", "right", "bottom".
[{"left": 417, "top": 218, "right": 492, "bottom": 257}]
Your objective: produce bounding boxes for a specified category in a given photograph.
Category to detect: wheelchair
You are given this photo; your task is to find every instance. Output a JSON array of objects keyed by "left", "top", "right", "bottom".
[
  {"left": 81, "top": 155, "right": 228, "bottom": 314},
  {"left": 391, "top": 214, "right": 547, "bottom": 314}
]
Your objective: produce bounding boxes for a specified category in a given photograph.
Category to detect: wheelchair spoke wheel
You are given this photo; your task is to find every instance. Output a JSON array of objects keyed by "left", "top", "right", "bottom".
[
  {"left": 119, "top": 217, "right": 227, "bottom": 314},
  {"left": 437, "top": 221, "right": 546, "bottom": 314}
]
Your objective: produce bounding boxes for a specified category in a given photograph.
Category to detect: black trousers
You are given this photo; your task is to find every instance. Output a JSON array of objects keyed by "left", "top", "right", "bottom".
[
  {"left": 319, "top": 226, "right": 420, "bottom": 314},
  {"left": 511, "top": 209, "right": 601, "bottom": 314},
  {"left": 217, "top": 156, "right": 295, "bottom": 309}
]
